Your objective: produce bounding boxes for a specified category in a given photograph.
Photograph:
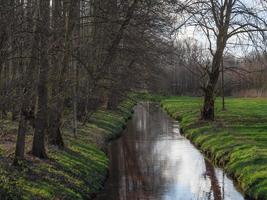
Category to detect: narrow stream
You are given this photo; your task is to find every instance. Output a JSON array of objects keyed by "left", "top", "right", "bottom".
[{"left": 96, "top": 102, "right": 244, "bottom": 200}]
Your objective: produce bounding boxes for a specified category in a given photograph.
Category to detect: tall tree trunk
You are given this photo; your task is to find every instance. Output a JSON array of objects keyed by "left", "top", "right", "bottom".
[
  {"left": 47, "top": 0, "right": 65, "bottom": 148},
  {"left": 48, "top": 0, "right": 78, "bottom": 146},
  {"left": 32, "top": 0, "right": 50, "bottom": 158},
  {"left": 201, "top": 0, "right": 233, "bottom": 121},
  {"left": 201, "top": 57, "right": 221, "bottom": 121},
  {"left": 201, "top": 34, "right": 226, "bottom": 120},
  {"left": 14, "top": 0, "right": 36, "bottom": 164},
  {"left": 32, "top": 58, "right": 48, "bottom": 158},
  {"left": 72, "top": 0, "right": 80, "bottom": 138},
  {"left": 72, "top": 60, "right": 78, "bottom": 138}
]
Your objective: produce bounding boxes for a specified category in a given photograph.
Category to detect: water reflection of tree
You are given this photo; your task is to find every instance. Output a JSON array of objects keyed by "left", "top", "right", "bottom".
[
  {"left": 204, "top": 159, "right": 222, "bottom": 200},
  {"left": 117, "top": 103, "right": 172, "bottom": 199},
  {"left": 109, "top": 103, "right": 227, "bottom": 200}
]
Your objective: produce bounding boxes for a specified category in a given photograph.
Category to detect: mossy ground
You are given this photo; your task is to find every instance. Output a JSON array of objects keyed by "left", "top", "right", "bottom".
[
  {"left": 0, "top": 100, "right": 136, "bottom": 200},
  {"left": 161, "top": 97, "right": 267, "bottom": 200}
]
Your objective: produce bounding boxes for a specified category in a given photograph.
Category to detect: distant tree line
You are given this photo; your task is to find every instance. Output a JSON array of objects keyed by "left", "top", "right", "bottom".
[{"left": 170, "top": 42, "right": 267, "bottom": 98}]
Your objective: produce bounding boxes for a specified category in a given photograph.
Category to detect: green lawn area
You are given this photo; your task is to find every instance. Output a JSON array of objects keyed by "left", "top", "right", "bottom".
[
  {"left": 161, "top": 97, "right": 267, "bottom": 200},
  {"left": 0, "top": 100, "right": 136, "bottom": 200}
]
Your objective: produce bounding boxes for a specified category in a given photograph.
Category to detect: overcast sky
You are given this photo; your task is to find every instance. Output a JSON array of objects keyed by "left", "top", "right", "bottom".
[{"left": 174, "top": 0, "right": 267, "bottom": 58}]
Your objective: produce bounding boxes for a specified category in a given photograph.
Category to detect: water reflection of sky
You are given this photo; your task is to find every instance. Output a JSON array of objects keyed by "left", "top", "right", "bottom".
[
  {"left": 151, "top": 107, "right": 243, "bottom": 200},
  {"left": 153, "top": 137, "right": 213, "bottom": 200},
  {"left": 96, "top": 103, "right": 244, "bottom": 200}
]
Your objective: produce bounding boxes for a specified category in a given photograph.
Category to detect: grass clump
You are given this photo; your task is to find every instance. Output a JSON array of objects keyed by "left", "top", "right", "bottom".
[{"left": 161, "top": 97, "right": 267, "bottom": 200}]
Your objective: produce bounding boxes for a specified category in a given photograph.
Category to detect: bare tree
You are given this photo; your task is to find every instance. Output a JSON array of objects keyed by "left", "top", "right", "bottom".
[{"left": 176, "top": 0, "right": 267, "bottom": 120}]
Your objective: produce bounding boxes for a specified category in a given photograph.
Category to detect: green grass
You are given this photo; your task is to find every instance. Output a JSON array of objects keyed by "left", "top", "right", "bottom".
[
  {"left": 130, "top": 91, "right": 166, "bottom": 102},
  {"left": 0, "top": 99, "right": 136, "bottom": 200},
  {"left": 161, "top": 97, "right": 267, "bottom": 200}
]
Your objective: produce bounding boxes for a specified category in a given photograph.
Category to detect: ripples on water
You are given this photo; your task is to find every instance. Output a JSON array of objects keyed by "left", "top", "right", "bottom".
[{"left": 96, "top": 102, "right": 244, "bottom": 200}]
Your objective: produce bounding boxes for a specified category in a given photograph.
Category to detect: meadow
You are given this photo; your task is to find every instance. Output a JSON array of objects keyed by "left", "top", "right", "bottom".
[{"left": 161, "top": 97, "right": 267, "bottom": 199}]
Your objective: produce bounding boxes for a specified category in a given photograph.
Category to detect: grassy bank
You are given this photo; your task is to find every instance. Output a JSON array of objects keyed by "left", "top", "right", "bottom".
[
  {"left": 161, "top": 97, "right": 267, "bottom": 200},
  {"left": 0, "top": 100, "right": 136, "bottom": 200}
]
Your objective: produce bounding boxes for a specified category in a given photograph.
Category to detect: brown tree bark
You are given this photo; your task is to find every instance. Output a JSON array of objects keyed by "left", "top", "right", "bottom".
[
  {"left": 47, "top": 0, "right": 79, "bottom": 146},
  {"left": 201, "top": 49, "right": 223, "bottom": 120},
  {"left": 48, "top": 109, "right": 64, "bottom": 147},
  {"left": 14, "top": 0, "right": 36, "bottom": 164},
  {"left": 201, "top": 0, "right": 232, "bottom": 120},
  {"left": 14, "top": 107, "right": 27, "bottom": 165},
  {"left": 32, "top": 0, "right": 50, "bottom": 158},
  {"left": 47, "top": 0, "right": 65, "bottom": 148}
]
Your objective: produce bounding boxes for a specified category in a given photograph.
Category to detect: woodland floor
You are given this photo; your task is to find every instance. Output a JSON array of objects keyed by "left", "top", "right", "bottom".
[
  {"left": 0, "top": 100, "right": 136, "bottom": 200},
  {"left": 161, "top": 97, "right": 267, "bottom": 200}
]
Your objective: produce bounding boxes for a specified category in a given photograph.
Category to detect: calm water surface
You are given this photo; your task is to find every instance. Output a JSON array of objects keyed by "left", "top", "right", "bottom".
[{"left": 96, "top": 103, "right": 244, "bottom": 200}]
